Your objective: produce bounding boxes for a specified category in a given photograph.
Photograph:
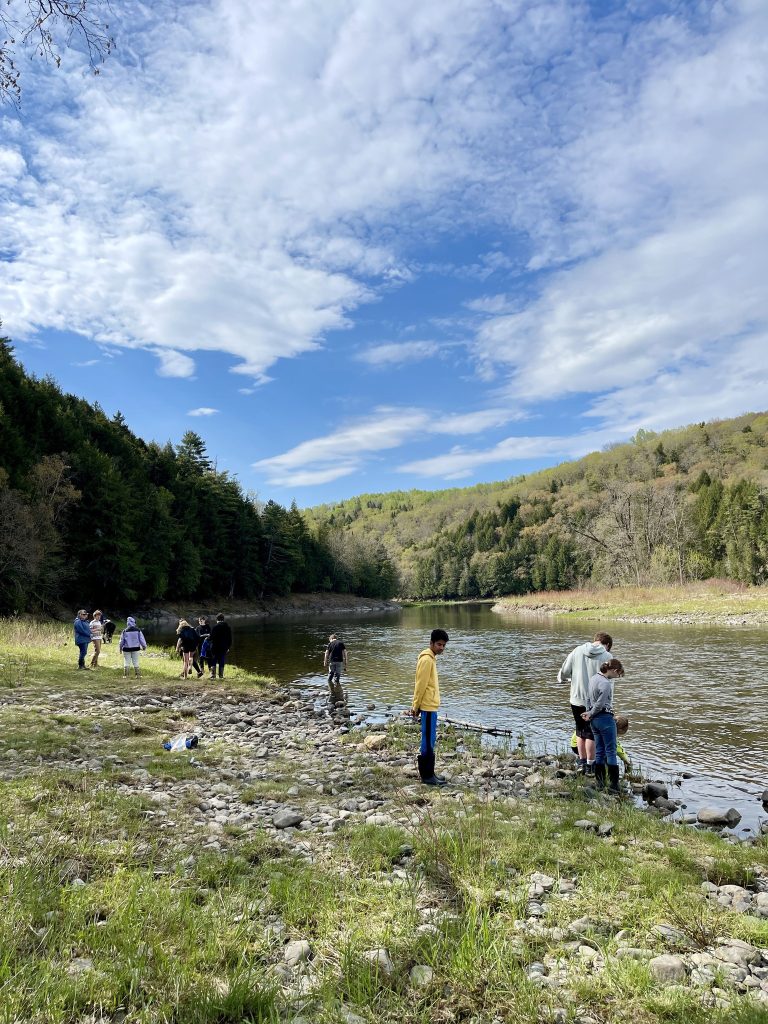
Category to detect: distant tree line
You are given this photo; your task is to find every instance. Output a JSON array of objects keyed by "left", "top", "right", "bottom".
[
  {"left": 307, "top": 415, "right": 768, "bottom": 600},
  {"left": 0, "top": 338, "right": 399, "bottom": 613},
  {"left": 407, "top": 431, "right": 768, "bottom": 599}
]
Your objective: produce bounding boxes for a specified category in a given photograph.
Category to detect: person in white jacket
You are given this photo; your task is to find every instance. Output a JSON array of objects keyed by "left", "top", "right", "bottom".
[{"left": 557, "top": 632, "right": 613, "bottom": 774}]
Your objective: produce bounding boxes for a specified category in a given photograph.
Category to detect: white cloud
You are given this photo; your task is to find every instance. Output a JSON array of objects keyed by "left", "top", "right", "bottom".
[
  {"left": 469, "top": 0, "right": 768, "bottom": 431},
  {"left": 187, "top": 407, "right": 219, "bottom": 417},
  {"left": 398, "top": 432, "right": 616, "bottom": 479},
  {"left": 155, "top": 349, "right": 196, "bottom": 379},
  {"left": 356, "top": 341, "right": 439, "bottom": 367},
  {"left": 255, "top": 405, "right": 527, "bottom": 486},
  {"left": 2, "top": 0, "right": 766, "bottom": 496},
  {"left": 0, "top": 0, "right": 535, "bottom": 377}
]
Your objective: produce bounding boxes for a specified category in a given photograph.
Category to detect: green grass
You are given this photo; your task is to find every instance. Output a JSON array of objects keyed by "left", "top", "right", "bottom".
[
  {"left": 3, "top": 615, "right": 768, "bottom": 1023},
  {"left": 493, "top": 579, "right": 768, "bottom": 622}
]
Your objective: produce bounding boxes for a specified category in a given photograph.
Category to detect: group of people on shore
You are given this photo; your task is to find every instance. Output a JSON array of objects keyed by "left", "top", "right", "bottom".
[
  {"left": 72, "top": 611, "right": 232, "bottom": 680},
  {"left": 175, "top": 615, "right": 232, "bottom": 679},
  {"left": 407, "top": 627, "right": 628, "bottom": 791},
  {"left": 73, "top": 610, "right": 146, "bottom": 677},
  {"left": 73, "top": 611, "right": 625, "bottom": 790}
]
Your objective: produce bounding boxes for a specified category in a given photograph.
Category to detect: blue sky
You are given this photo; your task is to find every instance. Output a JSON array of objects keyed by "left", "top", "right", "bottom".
[{"left": 1, "top": 0, "right": 767, "bottom": 507}]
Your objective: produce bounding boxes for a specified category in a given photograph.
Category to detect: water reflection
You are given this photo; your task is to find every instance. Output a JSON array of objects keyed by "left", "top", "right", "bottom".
[{"left": 157, "top": 603, "right": 768, "bottom": 831}]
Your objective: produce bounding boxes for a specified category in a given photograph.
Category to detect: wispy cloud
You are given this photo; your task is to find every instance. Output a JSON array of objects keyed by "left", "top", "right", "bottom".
[
  {"left": 469, "top": 0, "right": 768, "bottom": 426},
  {"left": 399, "top": 430, "right": 620, "bottom": 480},
  {"left": 254, "top": 405, "right": 526, "bottom": 486},
  {"left": 155, "top": 349, "right": 196, "bottom": 379},
  {"left": 187, "top": 407, "right": 219, "bottom": 417},
  {"left": 356, "top": 341, "right": 439, "bottom": 367}
]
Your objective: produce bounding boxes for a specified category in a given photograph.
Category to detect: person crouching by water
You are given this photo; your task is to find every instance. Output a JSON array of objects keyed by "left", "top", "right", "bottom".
[
  {"left": 74, "top": 609, "right": 91, "bottom": 670},
  {"left": 119, "top": 617, "right": 146, "bottom": 678},
  {"left": 581, "top": 658, "right": 625, "bottom": 794},
  {"left": 411, "top": 629, "right": 449, "bottom": 787}
]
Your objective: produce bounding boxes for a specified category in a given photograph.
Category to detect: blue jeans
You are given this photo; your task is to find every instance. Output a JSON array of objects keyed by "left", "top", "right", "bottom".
[
  {"left": 420, "top": 710, "right": 437, "bottom": 755},
  {"left": 591, "top": 711, "right": 618, "bottom": 766},
  {"left": 77, "top": 641, "right": 89, "bottom": 668},
  {"left": 212, "top": 653, "right": 226, "bottom": 677}
]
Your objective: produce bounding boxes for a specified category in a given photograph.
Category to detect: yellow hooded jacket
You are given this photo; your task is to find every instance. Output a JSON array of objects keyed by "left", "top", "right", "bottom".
[{"left": 412, "top": 647, "right": 440, "bottom": 712}]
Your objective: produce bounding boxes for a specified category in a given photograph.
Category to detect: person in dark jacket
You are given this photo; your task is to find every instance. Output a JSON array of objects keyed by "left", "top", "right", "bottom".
[
  {"left": 73, "top": 609, "right": 91, "bottom": 669},
  {"left": 193, "top": 616, "right": 210, "bottom": 678},
  {"left": 209, "top": 613, "right": 232, "bottom": 679},
  {"left": 175, "top": 619, "right": 199, "bottom": 679}
]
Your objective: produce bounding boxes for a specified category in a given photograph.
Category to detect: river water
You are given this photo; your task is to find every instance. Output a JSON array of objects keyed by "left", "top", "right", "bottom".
[{"left": 160, "top": 603, "right": 768, "bottom": 833}]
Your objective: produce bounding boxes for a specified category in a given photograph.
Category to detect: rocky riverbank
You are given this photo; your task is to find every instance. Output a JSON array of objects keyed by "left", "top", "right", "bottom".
[
  {"left": 491, "top": 582, "right": 768, "bottom": 628},
  {"left": 135, "top": 592, "right": 401, "bottom": 625},
  {"left": 2, "top": 657, "right": 768, "bottom": 1022}
]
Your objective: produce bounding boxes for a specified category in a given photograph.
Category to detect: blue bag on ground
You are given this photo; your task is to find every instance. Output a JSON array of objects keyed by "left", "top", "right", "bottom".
[{"left": 162, "top": 734, "right": 199, "bottom": 751}]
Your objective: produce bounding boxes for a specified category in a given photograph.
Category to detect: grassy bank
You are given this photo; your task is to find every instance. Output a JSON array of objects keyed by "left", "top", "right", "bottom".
[
  {"left": 2, "top": 619, "right": 768, "bottom": 1023},
  {"left": 492, "top": 580, "right": 768, "bottom": 625}
]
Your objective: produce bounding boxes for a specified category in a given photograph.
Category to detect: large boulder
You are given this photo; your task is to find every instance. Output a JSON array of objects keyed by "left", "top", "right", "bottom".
[{"left": 696, "top": 806, "right": 742, "bottom": 827}]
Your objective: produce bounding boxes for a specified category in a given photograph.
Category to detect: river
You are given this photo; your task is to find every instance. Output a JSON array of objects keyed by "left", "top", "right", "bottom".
[{"left": 159, "top": 602, "right": 768, "bottom": 833}]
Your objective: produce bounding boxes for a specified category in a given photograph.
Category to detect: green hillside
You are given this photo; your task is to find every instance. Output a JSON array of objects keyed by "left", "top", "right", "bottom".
[{"left": 305, "top": 413, "right": 768, "bottom": 598}]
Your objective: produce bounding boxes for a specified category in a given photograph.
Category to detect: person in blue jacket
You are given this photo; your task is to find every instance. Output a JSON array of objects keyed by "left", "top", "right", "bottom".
[{"left": 73, "top": 609, "right": 92, "bottom": 670}]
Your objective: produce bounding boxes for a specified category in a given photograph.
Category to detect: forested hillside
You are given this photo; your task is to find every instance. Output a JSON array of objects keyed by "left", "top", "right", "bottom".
[
  {"left": 0, "top": 338, "right": 398, "bottom": 612},
  {"left": 306, "top": 413, "right": 768, "bottom": 599}
]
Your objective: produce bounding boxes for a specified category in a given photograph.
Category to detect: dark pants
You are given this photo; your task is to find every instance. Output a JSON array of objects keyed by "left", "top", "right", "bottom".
[
  {"left": 211, "top": 652, "right": 226, "bottom": 677},
  {"left": 418, "top": 710, "right": 438, "bottom": 780},
  {"left": 77, "top": 642, "right": 89, "bottom": 668}
]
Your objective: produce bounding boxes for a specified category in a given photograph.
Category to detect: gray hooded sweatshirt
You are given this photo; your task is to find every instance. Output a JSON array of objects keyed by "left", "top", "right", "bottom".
[{"left": 557, "top": 641, "right": 612, "bottom": 707}]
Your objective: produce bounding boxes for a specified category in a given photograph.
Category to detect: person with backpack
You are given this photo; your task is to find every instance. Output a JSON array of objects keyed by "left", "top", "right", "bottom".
[
  {"left": 175, "top": 619, "right": 199, "bottom": 679},
  {"left": 323, "top": 633, "right": 348, "bottom": 687},
  {"left": 119, "top": 616, "right": 147, "bottom": 678}
]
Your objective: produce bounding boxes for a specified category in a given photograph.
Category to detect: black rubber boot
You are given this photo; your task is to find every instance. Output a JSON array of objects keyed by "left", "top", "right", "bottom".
[
  {"left": 593, "top": 763, "right": 607, "bottom": 789},
  {"left": 607, "top": 763, "right": 621, "bottom": 794},
  {"left": 421, "top": 751, "right": 447, "bottom": 786},
  {"left": 417, "top": 753, "right": 430, "bottom": 781}
]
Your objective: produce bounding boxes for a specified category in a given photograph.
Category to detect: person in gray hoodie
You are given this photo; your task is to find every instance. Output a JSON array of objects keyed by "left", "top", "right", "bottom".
[{"left": 557, "top": 632, "right": 613, "bottom": 774}]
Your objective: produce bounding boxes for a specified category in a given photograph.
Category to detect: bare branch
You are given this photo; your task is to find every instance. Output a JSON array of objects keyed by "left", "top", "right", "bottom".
[{"left": 1, "top": 0, "right": 114, "bottom": 105}]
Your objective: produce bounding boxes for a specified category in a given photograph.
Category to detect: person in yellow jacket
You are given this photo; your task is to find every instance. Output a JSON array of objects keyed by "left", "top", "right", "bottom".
[{"left": 411, "top": 628, "right": 449, "bottom": 786}]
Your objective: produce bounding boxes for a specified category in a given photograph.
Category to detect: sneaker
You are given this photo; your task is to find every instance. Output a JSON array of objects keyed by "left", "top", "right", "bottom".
[{"left": 585, "top": 763, "right": 594, "bottom": 776}]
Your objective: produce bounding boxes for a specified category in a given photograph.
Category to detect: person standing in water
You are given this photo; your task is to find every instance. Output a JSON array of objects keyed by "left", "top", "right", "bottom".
[
  {"left": 411, "top": 628, "right": 449, "bottom": 787},
  {"left": 323, "top": 634, "right": 348, "bottom": 687}
]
